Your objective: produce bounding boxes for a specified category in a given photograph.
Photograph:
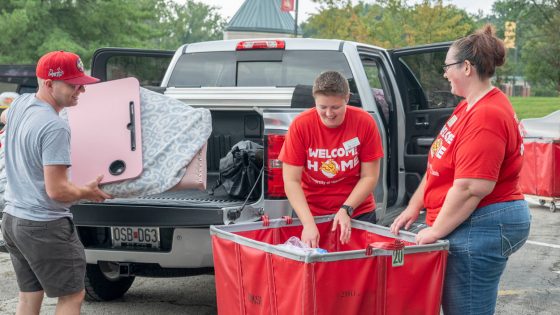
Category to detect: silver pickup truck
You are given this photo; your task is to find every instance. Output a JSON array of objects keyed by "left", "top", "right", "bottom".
[{"left": 58, "top": 38, "right": 460, "bottom": 300}]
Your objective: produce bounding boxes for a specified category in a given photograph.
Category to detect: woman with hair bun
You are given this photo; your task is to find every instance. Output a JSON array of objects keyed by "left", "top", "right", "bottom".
[{"left": 390, "top": 24, "right": 531, "bottom": 315}]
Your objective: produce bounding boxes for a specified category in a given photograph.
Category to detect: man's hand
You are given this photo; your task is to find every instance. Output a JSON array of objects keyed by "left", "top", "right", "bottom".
[
  {"left": 82, "top": 175, "right": 113, "bottom": 202},
  {"left": 301, "top": 223, "right": 320, "bottom": 248},
  {"left": 390, "top": 206, "right": 420, "bottom": 235},
  {"left": 332, "top": 208, "right": 352, "bottom": 244}
]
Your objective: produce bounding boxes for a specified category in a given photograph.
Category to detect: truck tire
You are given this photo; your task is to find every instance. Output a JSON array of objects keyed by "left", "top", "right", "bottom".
[{"left": 84, "top": 263, "right": 135, "bottom": 301}]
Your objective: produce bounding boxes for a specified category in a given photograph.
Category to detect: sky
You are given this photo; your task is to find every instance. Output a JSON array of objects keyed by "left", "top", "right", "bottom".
[{"left": 197, "top": 0, "right": 496, "bottom": 22}]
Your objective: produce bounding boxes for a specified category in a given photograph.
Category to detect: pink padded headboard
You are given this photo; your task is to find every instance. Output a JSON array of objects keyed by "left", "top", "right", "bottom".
[{"left": 67, "top": 77, "right": 143, "bottom": 186}]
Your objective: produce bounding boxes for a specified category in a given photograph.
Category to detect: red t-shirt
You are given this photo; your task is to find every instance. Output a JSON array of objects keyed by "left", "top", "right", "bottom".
[
  {"left": 279, "top": 106, "right": 384, "bottom": 217},
  {"left": 424, "top": 88, "right": 525, "bottom": 225}
]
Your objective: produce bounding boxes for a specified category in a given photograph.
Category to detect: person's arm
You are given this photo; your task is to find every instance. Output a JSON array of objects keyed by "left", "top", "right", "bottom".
[
  {"left": 44, "top": 165, "right": 112, "bottom": 203},
  {"left": 282, "top": 162, "right": 320, "bottom": 248},
  {"left": 332, "top": 159, "right": 380, "bottom": 243},
  {"left": 390, "top": 175, "right": 426, "bottom": 234},
  {"left": 415, "top": 178, "right": 495, "bottom": 244},
  {"left": 341, "top": 159, "right": 380, "bottom": 211}
]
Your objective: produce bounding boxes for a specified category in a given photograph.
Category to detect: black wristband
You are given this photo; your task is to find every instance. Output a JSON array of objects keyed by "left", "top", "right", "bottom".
[{"left": 341, "top": 204, "right": 354, "bottom": 216}]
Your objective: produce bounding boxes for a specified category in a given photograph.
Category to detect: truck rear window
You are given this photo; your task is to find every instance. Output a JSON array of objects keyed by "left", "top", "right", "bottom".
[{"left": 168, "top": 51, "right": 354, "bottom": 88}]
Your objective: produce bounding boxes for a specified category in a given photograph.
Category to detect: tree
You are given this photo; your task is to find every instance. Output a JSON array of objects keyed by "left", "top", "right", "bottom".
[
  {"left": 0, "top": 0, "right": 225, "bottom": 66},
  {"left": 302, "top": 1, "right": 372, "bottom": 42},
  {"left": 157, "top": 0, "right": 226, "bottom": 50},
  {"left": 521, "top": 1, "right": 560, "bottom": 95},
  {"left": 303, "top": 0, "right": 475, "bottom": 48},
  {"left": 487, "top": 1, "right": 538, "bottom": 91},
  {"left": 0, "top": 0, "right": 162, "bottom": 64},
  {"left": 403, "top": 1, "right": 475, "bottom": 46},
  {"left": 489, "top": 0, "right": 560, "bottom": 95}
]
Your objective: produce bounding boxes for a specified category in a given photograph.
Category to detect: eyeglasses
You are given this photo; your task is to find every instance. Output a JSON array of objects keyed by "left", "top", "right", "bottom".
[{"left": 442, "top": 61, "right": 463, "bottom": 73}]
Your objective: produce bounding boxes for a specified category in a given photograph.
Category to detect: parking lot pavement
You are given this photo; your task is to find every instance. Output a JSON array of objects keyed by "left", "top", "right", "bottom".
[
  {"left": 495, "top": 199, "right": 560, "bottom": 315},
  {"left": 1, "top": 200, "right": 559, "bottom": 314}
]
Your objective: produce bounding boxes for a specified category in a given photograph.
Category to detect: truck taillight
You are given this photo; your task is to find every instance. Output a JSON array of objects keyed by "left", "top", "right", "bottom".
[
  {"left": 236, "top": 40, "right": 285, "bottom": 50},
  {"left": 265, "top": 134, "right": 286, "bottom": 199}
]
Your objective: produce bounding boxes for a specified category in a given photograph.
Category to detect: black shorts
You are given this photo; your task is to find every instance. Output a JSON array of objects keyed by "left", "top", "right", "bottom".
[
  {"left": 354, "top": 210, "right": 377, "bottom": 224},
  {"left": 1, "top": 213, "right": 86, "bottom": 297}
]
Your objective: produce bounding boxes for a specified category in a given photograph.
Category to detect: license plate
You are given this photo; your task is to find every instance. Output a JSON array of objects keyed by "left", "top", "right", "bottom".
[{"left": 111, "top": 227, "right": 160, "bottom": 249}]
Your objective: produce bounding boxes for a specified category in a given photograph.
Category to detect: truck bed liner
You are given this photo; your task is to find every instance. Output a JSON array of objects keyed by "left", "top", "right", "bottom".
[{"left": 97, "top": 174, "right": 252, "bottom": 208}]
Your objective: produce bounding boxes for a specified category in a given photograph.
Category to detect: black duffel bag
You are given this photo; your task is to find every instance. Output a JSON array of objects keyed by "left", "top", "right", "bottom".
[{"left": 212, "top": 140, "right": 263, "bottom": 200}]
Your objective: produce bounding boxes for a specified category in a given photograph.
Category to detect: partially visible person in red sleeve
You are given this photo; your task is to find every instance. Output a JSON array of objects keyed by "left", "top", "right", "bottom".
[
  {"left": 390, "top": 24, "right": 531, "bottom": 315},
  {"left": 279, "top": 70, "right": 384, "bottom": 248}
]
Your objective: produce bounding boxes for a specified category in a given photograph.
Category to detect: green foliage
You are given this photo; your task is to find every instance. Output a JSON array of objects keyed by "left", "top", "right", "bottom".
[
  {"left": 403, "top": 1, "right": 474, "bottom": 46},
  {"left": 0, "top": 0, "right": 225, "bottom": 66},
  {"left": 521, "top": 5, "right": 560, "bottom": 94},
  {"left": 510, "top": 96, "right": 560, "bottom": 119},
  {"left": 304, "top": 0, "right": 476, "bottom": 48},
  {"left": 530, "top": 81, "right": 559, "bottom": 97},
  {"left": 156, "top": 0, "right": 226, "bottom": 50},
  {"left": 302, "top": 1, "right": 372, "bottom": 42},
  {"left": 489, "top": 0, "right": 560, "bottom": 95}
]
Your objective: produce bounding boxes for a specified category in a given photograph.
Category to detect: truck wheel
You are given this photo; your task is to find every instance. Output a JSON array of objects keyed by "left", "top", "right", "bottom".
[
  {"left": 550, "top": 202, "right": 557, "bottom": 213},
  {"left": 84, "top": 262, "right": 135, "bottom": 301}
]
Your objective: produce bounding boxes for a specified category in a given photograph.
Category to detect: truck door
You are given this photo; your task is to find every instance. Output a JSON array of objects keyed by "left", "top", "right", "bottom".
[
  {"left": 390, "top": 43, "right": 460, "bottom": 199},
  {"left": 90, "top": 48, "right": 174, "bottom": 90},
  {"left": 352, "top": 48, "right": 395, "bottom": 215}
]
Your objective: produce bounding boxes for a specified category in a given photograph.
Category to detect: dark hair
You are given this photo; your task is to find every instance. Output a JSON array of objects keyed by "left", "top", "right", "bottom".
[
  {"left": 451, "top": 24, "right": 506, "bottom": 80},
  {"left": 312, "top": 70, "right": 349, "bottom": 97}
]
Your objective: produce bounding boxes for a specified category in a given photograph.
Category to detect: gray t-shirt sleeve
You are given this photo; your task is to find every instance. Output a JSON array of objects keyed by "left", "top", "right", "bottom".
[{"left": 42, "top": 128, "right": 71, "bottom": 166}]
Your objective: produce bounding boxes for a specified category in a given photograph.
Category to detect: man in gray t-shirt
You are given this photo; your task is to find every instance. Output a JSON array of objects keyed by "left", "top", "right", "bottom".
[{"left": 1, "top": 50, "right": 112, "bottom": 315}]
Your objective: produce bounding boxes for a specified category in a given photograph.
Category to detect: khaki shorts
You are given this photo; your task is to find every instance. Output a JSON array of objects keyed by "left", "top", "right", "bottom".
[{"left": 1, "top": 213, "right": 86, "bottom": 297}]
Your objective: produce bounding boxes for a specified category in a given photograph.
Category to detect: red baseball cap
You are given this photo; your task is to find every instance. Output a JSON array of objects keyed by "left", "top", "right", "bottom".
[{"left": 36, "top": 50, "right": 100, "bottom": 85}]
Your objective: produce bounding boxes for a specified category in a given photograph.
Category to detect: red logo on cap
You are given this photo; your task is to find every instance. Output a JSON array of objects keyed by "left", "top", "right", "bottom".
[{"left": 76, "top": 58, "right": 85, "bottom": 73}]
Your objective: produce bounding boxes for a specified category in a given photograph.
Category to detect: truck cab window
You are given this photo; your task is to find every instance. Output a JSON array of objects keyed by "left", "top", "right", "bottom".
[
  {"left": 106, "top": 55, "right": 170, "bottom": 87},
  {"left": 398, "top": 51, "right": 462, "bottom": 110},
  {"left": 361, "top": 58, "right": 391, "bottom": 124},
  {"left": 169, "top": 50, "right": 356, "bottom": 94}
]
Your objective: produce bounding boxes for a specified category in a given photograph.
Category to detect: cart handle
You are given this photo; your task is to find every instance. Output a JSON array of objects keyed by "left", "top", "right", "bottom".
[
  {"left": 365, "top": 239, "right": 405, "bottom": 256},
  {"left": 260, "top": 215, "right": 293, "bottom": 227}
]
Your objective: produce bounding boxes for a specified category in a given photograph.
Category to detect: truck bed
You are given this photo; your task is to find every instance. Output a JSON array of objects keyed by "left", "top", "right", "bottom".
[{"left": 100, "top": 173, "right": 248, "bottom": 208}]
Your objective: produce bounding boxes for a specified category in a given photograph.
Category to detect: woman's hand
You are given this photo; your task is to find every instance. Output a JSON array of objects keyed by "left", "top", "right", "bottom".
[
  {"left": 415, "top": 227, "right": 439, "bottom": 245},
  {"left": 301, "top": 223, "right": 320, "bottom": 248},
  {"left": 332, "top": 208, "right": 352, "bottom": 244},
  {"left": 390, "top": 206, "right": 420, "bottom": 235}
]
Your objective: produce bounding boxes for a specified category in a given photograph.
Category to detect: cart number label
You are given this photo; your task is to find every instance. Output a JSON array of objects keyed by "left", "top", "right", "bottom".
[{"left": 392, "top": 249, "right": 404, "bottom": 267}]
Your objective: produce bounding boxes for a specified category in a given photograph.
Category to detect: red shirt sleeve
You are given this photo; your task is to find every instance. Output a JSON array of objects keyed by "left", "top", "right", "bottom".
[
  {"left": 278, "top": 117, "right": 307, "bottom": 166},
  {"left": 358, "top": 113, "right": 384, "bottom": 162}
]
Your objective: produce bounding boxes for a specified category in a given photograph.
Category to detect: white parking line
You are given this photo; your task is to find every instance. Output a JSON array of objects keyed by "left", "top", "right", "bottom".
[
  {"left": 499, "top": 288, "right": 560, "bottom": 296},
  {"left": 526, "top": 240, "right": 560, "bottom": 249}
]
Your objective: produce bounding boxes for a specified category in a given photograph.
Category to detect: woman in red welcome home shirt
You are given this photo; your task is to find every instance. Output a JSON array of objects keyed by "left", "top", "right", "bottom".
[
  {"left": 390, "top": 25, "right": 531, "bottom": 315},
  {"left": 279, "top": 71, "right": 384, "bottom": 248}
]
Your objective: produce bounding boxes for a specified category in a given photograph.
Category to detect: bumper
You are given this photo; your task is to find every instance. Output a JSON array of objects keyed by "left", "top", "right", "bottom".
[{"left": 84, "top": 227, "right": 214, "bottom": 268}]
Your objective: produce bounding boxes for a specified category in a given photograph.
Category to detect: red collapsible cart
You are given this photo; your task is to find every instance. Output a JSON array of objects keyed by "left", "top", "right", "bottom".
[
  {"left": 210, "top": 216, "right": 449, "bottom": 315},
  {"left": 520, "top": 138, "right": 560, "bottom": 212},
  {"left": 520, "top": 111, "right": 560, "bottom": 212}
]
